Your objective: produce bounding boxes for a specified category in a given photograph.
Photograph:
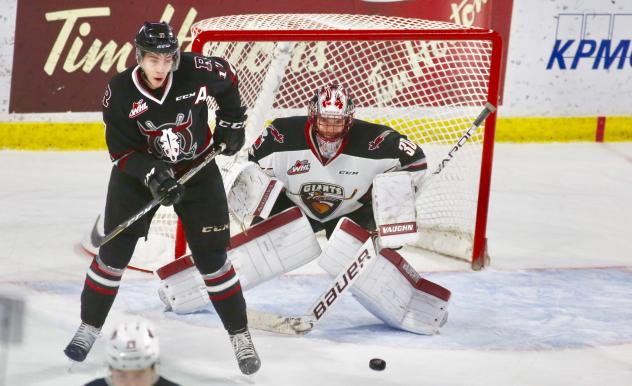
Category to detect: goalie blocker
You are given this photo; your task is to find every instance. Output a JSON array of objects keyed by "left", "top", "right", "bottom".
[
  {"left": 372, "top": 171, "right": 419, "bottom": 248},
  {"left": 156, "top": 207, "right": 321, "bottom": 313},
  {"left": 319, "top": 218, "right": 450, "bottom": 335}
]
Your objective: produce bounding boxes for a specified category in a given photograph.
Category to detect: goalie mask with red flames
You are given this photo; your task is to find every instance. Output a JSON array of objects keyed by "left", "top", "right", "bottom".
[{"left": 308, "top": 84, "right": 355, "bottom": 142}]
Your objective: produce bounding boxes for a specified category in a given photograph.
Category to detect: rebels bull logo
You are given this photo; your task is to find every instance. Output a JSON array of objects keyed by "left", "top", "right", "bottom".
[
  {"left": 300, "top": 182, "right": 346, "bottom": 219},
  {"left": 137, "top": 111, "right": 197, "bottom": 163}
]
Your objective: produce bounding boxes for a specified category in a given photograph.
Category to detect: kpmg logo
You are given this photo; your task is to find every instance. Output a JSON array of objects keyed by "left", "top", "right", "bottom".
[{"left": 547, "top": 13, "right": 632, "bottom": 70}]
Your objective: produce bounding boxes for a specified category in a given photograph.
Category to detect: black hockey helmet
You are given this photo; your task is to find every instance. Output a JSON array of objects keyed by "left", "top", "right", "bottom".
[{"left": 134, "top": 21, "right": 180, "bottom": 71}]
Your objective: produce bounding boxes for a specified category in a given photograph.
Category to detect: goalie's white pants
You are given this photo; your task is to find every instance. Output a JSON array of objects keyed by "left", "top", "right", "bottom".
[{"left": 319, "top": 218, "right": 451, "bottom": 335}]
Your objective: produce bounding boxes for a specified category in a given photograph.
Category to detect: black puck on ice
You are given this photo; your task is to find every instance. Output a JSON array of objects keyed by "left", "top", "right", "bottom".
[{"left": 369, "top": 358, "right": 386, "bottom": 371}]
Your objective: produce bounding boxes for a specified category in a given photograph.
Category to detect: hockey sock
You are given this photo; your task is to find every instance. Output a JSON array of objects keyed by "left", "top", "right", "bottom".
[
  {"left": 79, "top": 233, "right": 136, "bottom": 328},
  {"left": 197, "top": 257, "right": 247, "bottom": 333},
  {"left": 80, "top": 255, "right": 124, "bottom": 328}
]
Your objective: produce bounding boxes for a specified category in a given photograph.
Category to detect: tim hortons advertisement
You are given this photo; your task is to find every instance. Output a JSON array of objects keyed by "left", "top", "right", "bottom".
[{"left": 10, "top": 0, "right": 512, "bottom": 113}]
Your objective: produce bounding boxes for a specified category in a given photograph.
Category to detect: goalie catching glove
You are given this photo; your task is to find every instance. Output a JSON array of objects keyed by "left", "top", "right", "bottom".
[
  {"left": 145, "top": 167, "right": 184, "bottom": 206},
  {"left": 213, "top": 114, "right": 247, "bottom": 156},
  {"left": 226, "top": 161, "right": 284, "bottom": 225}
]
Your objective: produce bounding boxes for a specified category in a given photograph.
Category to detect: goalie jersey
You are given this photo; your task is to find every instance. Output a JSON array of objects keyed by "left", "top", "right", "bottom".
[{"left": 248, "top": 117, "right": 427, "bottom": 223}]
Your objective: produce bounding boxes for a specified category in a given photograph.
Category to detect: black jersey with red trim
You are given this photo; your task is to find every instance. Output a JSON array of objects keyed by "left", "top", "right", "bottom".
[
  {"left": 102, "top": 52, "right": 245, "bottom": 182},
  {"left": 248, "top": 116, "right": 427, "bottom": 223}
]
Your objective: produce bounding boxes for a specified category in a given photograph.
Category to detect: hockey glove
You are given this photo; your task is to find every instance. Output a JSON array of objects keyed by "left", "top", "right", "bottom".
[
  {"left": 145, "top": 167, "right": 185, "bottom": 206},
  {"left": 213, "top": 115, "right": 247, "bottom": 156}
]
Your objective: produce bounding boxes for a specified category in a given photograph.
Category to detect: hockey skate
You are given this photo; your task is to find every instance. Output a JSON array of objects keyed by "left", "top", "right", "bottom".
[
  {"left": 64, "top": 322, "right": 101, "bottom": 362},
  {"left": 229, "top": 329, "right": 261, "bottom": 375}
]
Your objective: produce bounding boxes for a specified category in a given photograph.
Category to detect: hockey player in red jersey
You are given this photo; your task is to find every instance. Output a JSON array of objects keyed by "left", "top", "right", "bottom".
[{"left": 64, "top": 22, "right": 260, "bottom": 375}]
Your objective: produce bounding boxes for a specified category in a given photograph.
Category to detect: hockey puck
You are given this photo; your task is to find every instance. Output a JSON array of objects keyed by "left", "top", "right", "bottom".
[{"left": 369, "top": 358, "right": 386, "bottom": 371}]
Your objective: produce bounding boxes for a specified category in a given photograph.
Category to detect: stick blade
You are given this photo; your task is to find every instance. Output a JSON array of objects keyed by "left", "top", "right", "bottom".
[
  {"left": 89, "top": 215, "right": 104, "bottom": 249},
  {"left": 247, "top": 309, "right": 314, "bottom": 335}
]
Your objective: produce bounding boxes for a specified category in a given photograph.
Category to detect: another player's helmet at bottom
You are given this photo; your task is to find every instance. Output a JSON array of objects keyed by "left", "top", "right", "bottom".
[
  {"left": 308, "top": 84, "right": 355, "bottom": 142},
  {"left": 106, "top": 318, "right": 160, "bottom": 370},
  {"left": 134, "top": 21, "right": 180, "bottom": 71}
]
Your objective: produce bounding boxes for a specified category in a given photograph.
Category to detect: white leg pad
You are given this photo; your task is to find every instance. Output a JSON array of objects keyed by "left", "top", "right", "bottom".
[
  {"left": 319, "top": 219, "right": 450, "bottom": 335},
  {"left": 372, "top": 171, "right": 419, "bottom": 248},
  {"left": 155, "top": 256, "right": 209, "bottom": 314},
  {"left": 318, "top": 217, "right": 371, "bottom": 275},
  {"left": 228, "top": 207, "right": 321, "bottom": 290}
]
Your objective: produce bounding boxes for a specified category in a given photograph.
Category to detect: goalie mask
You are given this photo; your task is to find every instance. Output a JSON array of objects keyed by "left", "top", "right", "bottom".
[
  {"left": 106, "top": 318, "right": 160, "bottom": 371},
  {"left": 135, "top": 21, "right": 180, "bottom": 71},
  {"left": 309, "top": 84, "right": 355, "bottom": 140}
]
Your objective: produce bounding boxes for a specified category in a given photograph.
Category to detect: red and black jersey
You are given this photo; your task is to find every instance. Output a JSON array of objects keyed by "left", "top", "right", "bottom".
[
  {"left": 103, "top": 52, "right": 245, "bottom": 182},
  {"left": 248, "top": 116, "right": 427, "bottom": 223}
]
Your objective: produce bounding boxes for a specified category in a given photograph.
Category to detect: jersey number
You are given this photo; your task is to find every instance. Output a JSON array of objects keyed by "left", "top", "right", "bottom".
[
  {"left": 398, "top": 139, "right": 417, "bottom": 156},
  {"left": 194, "top": 57, "right": 214, "bottom": 71}
]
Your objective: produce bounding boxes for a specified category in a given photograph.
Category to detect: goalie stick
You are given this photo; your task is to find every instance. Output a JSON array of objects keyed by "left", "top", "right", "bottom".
[
  {"left": 246, "top": 102, "right": 496, "bottom": 335},
  {"left": 93, "top": 143, "right": 226, "bottom": 248}
]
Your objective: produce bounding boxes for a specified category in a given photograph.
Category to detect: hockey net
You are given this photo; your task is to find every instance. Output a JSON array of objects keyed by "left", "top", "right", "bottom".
[{"left": 139, "top": 13, "right": 501, "bottom": 270}]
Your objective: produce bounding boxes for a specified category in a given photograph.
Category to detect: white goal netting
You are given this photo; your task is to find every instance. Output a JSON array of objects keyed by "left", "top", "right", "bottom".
[{"left": 144, "top": 13, "right": 500, "bottom": 270}]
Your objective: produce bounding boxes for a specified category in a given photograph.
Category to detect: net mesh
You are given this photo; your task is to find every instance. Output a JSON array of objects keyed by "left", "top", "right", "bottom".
[{"left": 146, "top": 13, "right": 497, "bottom": 264}]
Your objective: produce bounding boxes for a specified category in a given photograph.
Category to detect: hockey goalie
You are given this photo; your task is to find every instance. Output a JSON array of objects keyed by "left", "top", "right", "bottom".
[{"left": 157, "top": 84, "right": 450, "bottom": 335}]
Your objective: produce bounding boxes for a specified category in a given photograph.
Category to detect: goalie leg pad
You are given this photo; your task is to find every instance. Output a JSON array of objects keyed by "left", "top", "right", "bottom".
[
  {"left": 353, "top": 248, "right": 450, "bottom": 335},
  {"left": 155, "top": 255, "right": 209, "bottom": 314},
  {"left": 228, "top": 207, "right": 321, "bottom": 289},
  {"left": 319, "top": 219, "right": 450, "bottom": 335},
  {"left": 372, "top": 171, "right": 418, "bottom": 248}
]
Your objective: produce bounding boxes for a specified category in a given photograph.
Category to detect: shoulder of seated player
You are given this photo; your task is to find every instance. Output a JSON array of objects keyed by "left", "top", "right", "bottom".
[
  {"left": 253, "top": 116, "right": 309, "bottom": 151},
  {"left": 179, "top": 51, "right": 196, "bottom": 65},
  {"left": 108, "top": 65, "right": 135, "bottom": 89},
  {"left": 271, "top": 116, "right": 308, "bottom": 130},
  {"left": 270, "top": 116, "right": 309, "bottom": 138},
  {"left": 344, "top": 119, "right": 405, "bottom": 158}
]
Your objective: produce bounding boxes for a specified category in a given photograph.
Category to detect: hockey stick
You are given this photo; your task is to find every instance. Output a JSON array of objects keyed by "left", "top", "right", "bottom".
[
  {"left": 246, "top": 102, "right": 496, "bottom": 335},
  {"left": 431, "top": 102, "right": 496, "bottom": 176},
  {"left": 93, "top": 143, "right": 226, "bottom": 248}
]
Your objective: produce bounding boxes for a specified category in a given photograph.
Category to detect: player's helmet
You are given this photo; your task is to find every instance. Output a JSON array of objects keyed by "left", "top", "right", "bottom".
[
  {"left": 106, "top": 319, "right": 159, "bottom": 370},
  {"left": 134, "top": 21, "right": 180, "bottom": 71},
  {"left": 308, "top": 84, "right": 355, "bottom": 142}
]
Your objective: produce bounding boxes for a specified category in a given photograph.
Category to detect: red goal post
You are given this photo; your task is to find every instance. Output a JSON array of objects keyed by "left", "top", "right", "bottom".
[{"left": 173, "top": 14, "right": 502, "bottom": 270}]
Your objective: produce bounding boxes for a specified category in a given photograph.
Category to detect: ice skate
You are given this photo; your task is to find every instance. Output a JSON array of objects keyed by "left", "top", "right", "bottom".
[
  {"left": 64, "top": 322, "right": 101, "bottom": 362},
  {"left": 229, "top": 328, "right": 261, "bottom": 375}
]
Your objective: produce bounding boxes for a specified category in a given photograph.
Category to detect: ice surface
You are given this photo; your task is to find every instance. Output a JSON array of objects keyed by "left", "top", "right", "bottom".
[{"left": 0, "top": 143, "right": 631, "bottom": 385}]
